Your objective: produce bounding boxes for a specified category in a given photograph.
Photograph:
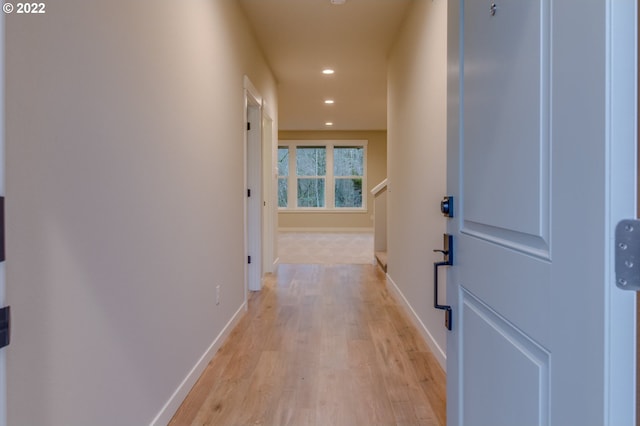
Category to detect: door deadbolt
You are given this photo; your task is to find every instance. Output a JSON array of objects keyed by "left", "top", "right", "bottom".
[{"left": 441, "top": 196, "right": 453, "bottom": 218}]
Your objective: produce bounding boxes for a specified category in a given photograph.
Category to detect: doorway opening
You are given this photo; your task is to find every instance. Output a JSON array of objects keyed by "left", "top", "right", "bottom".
[
  {"left": 275, "top": 133, "right": 387, "bottom": 267},
  {"left": 245, "top": 77, "right": 264, "bottom": 293}
]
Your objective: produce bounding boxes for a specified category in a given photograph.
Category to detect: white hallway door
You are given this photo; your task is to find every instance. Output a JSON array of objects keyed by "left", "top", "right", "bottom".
[
  {"left": 446, "top": 1, "right": 636, "bottom": 426},
  {"left": 245, "top": 77, "right": 263, "bottom": 293}
]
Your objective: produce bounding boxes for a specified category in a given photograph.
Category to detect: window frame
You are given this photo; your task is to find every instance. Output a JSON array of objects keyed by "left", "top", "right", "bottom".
[{"left": 277, "top": 140, "right": 368, "bottom": 212}]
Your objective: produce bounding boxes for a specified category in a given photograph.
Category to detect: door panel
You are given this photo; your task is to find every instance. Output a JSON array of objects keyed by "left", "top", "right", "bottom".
[
  {"left": 463, "top": 0, "right": 549, "bottom": 249},
  {"left": 459, "top": 236, "right": 550, "bottom": 346},
  {"left": 463, "top": 291, "right": 549, "bottom": 426}
]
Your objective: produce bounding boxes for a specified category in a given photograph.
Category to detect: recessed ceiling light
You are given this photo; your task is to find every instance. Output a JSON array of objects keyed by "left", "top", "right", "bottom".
[
  {"left": 322, "top": 69, "right": 335, "bottom": 75},
  {"left": 324, "top": 99, "right": 335, "bottom": 104},
  {"left": 325, "top": 122, "right": 334, "bottom": 126}
]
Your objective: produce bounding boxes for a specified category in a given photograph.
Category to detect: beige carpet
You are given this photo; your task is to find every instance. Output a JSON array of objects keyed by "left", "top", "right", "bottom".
[{"left": 278, "top": 232, "right": 374, "bottom": 264}]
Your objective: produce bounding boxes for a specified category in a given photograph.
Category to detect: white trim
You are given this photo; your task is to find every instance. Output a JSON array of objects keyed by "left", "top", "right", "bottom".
[
  {"left": 262, "top": 100, "right": 275, "bottom": 125},
  {"left": 243, "top": 75, "right": 262, "bottom": 106},
  {"left": 371, "top": 178, "right": 388, "bottom": 196},
  {"left": 385, "top": 273, "right": 446, "bottom": 370},
  {"left": 278, "top": 227, "right": 373, "bottom": 234},
  {"left": 261, "top": 110, "right": 276, "bottom": 274},
  {"left": 278, "top": 208, "right": 367, "bottom": 214},
  {"left": 150, "top": 302, "right": 247, "bottom": 426},
  {"left": 605, "top": 0, "right": 637, "bottom": 424},
  {"left": 280, "top": 139, "right": 368, "bottom": 147}
]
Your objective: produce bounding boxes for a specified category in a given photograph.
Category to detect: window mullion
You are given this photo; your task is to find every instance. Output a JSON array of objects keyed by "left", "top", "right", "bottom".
[
  {"left": 290, "top": 145, "right": 296, "bottom": 208},
  {"left": 362, "top": 145, "right": 367, "bottom": 210},
  {"left": 327, "top": 145, "right": 335, "bottom": 208}
]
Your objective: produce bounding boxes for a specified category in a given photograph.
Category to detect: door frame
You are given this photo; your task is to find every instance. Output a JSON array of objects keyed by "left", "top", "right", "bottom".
[
  {"left": 0, "top": 8, "right": 6, "bottom": 426},
  {"left": 244, "top": 76, "right": 264, "bottom": 294},
  {"left": 261, "top": 107, "right": 277, "bottom": 273},
  {"left": 637, "top": 5, "right": 640, "bottom": 423}
]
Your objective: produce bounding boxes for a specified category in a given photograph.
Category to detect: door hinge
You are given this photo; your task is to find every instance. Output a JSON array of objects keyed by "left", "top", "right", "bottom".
[
  {"left": 247, "top": 122, "right": 251, "bottom": 131},
  {"left": 247, "top": 188, "right": 251, "bottom": 197},
  {"left": 248, "top": 255, "right": 252, "bottom": 264},
  {"left": 0, "top": 306, "right": 10, "bottom": 349},
  {"left": 615, "top": 219, "right": 640, "bottom": 290}
]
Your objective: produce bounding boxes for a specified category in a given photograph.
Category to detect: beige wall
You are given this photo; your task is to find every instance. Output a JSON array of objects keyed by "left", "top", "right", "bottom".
[
  {"left": 387, "top": 0, "right": 448, "bottom": 368},
  {"left": 278, "top": 130, "right": 387, "bottom": 231},
  {"left": 6, "top": 2, "right": 276, "bottom": 424}
]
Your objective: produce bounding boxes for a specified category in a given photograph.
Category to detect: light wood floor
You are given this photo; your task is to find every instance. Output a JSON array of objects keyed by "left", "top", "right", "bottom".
[{"left": 169, "top": 264, "right": 446, "bottom": 426}]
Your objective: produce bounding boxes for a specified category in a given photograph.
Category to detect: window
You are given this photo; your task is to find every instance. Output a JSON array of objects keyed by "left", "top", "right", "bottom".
[
  {"left": 278, "top": 140, "right": 367, "bottom": 211},
  {"left": 296, "top": 146, "right": 326, "bottom": 207},
  {"left": 334, "top": 147, "right": 363, "bottom": 208},
  {"left": 277, "top": 147, "right": 289, "bottom": 207}
]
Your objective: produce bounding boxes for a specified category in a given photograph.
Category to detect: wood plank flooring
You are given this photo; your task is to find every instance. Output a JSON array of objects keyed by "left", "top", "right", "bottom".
[{"left": 169, "top": 264, "right": 446, "bottom": 426}]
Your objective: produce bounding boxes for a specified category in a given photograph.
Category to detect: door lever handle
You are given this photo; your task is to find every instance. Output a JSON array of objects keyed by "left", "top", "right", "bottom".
[
  {"left": 433, "top": 234, "right": 452, "bottom": 265},
  {"left": 433, "top": 234, "right": 453, "bottom": 330}
]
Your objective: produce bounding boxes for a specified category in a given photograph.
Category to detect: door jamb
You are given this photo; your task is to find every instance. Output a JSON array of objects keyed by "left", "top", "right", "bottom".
[{"left": 260, "top": 107, "right": 277, "bottom": 273}]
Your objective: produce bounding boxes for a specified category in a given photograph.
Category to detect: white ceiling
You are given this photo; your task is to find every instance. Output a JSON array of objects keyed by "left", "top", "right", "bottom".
[{"left": 238, "top": 0, "right": 413, "bottom": 131}]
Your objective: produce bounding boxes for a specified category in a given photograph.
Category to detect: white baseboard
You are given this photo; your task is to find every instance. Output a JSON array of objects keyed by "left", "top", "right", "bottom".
[
  {"left": 278, "top": 227, "right": 373, "bottom": 233},
  {"left": 385, "top": 273, "right": 446, "bottom": 371},
  {"left": 150, "top": 302, "right": 247, "bottom": 425}
]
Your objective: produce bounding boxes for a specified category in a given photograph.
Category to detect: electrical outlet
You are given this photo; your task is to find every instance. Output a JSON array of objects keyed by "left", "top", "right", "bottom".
[{"left": 216, "top": 285, "right": 221, "bottom": 305}]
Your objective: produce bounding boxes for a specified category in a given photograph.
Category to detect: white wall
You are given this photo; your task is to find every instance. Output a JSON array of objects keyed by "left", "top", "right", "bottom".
[
  {"left": 387, "top": 0, "right": 448, "bottom": 368},
  {"left": 5, "top": 1, "right": 276, "bottom": 424}
]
